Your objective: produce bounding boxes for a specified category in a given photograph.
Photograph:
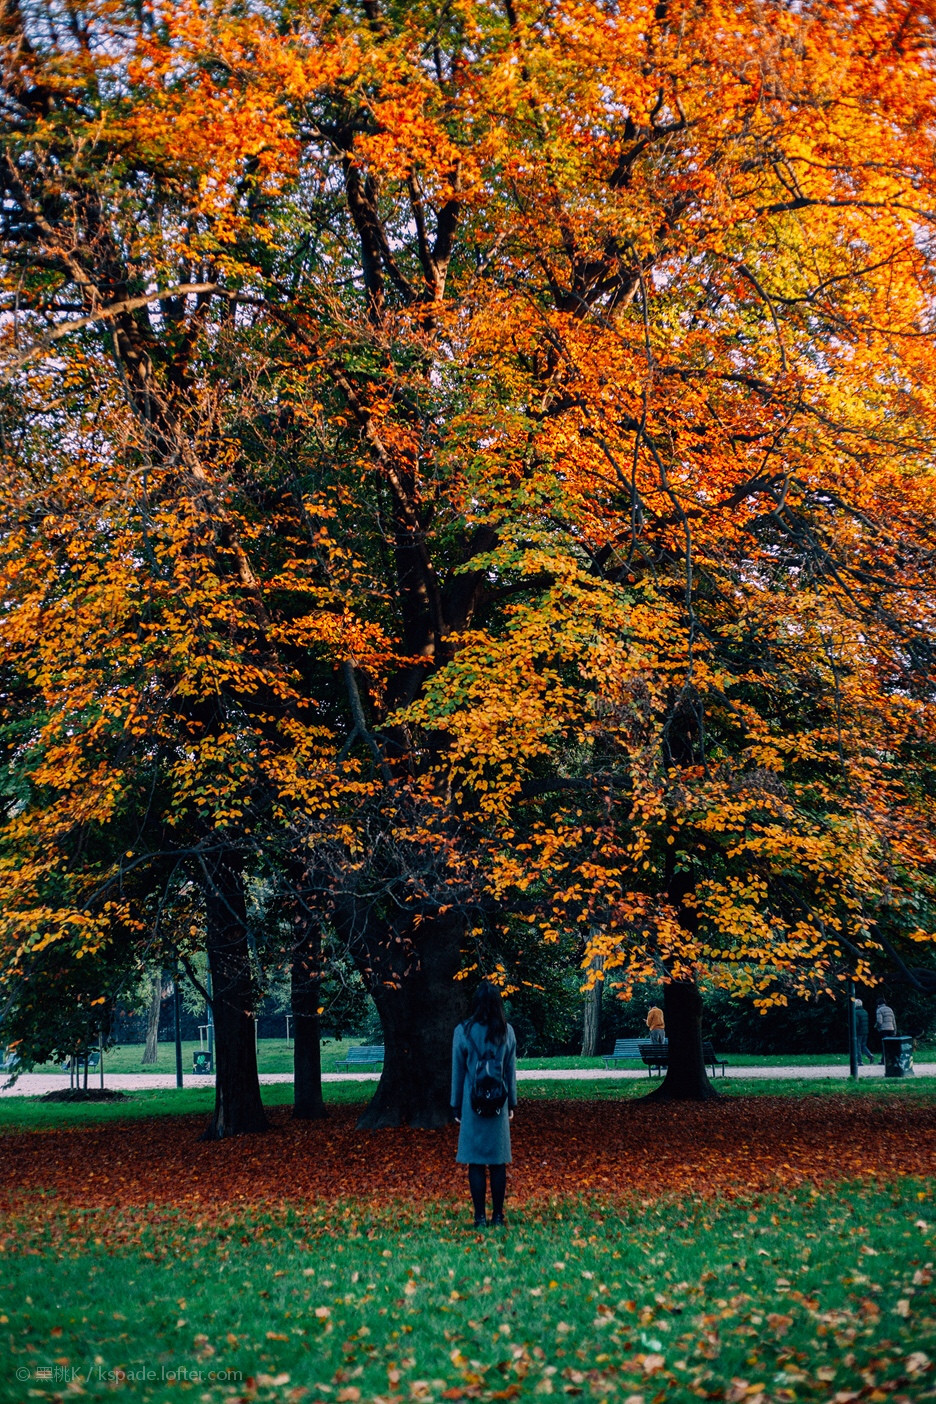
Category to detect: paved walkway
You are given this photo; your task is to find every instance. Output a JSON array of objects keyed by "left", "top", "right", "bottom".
[{"left": 3, "top": 1064, "right": 933, "bottom": 1097}]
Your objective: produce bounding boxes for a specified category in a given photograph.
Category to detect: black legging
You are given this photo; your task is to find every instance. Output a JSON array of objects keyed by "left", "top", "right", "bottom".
[{"left": 468, "top": 1163, "right": 506, "bottom": 1219}]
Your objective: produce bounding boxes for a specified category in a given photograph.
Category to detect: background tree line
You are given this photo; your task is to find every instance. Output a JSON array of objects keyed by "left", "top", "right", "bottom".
[{"left": 2, "top": 0, "right": 936, "bottom": 1135}]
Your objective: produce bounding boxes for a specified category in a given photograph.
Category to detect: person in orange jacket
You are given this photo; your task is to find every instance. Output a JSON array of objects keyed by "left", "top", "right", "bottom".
[{"left": 646, "top": 1006, "right": 665, "bottom": 1045}]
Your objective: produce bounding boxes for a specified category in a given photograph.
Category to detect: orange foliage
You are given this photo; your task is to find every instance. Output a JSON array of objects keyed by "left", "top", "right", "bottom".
[{"left": 1, "top": 0, "right": 935, "bottom": 1029}]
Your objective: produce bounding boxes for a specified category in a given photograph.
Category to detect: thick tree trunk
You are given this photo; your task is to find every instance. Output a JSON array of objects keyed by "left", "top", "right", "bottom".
[
  {"left": 645, "top": 978, "right": 718, "bottom": 1101},
  {"left": 581, "top": 955, "right": 603, "bottom": 1057},
  {"left": 646, "top": 777, "right": 718, "bottom": 1100},
  {"left": 292, "top": 900, "right": 327, "bottom": 1121},
  {"left": 200, "top": 851, "right": 269, "bottom": 1140},
  {"left": 141, "top": 972, "right": 162, "bottom": 1065},
  {"left": 356, "top": 915, "right": 467, "bottom": 1129}
]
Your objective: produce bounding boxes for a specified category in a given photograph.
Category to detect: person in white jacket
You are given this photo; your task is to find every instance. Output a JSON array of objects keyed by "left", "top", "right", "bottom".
[
  {"left": 875, "top": 999, "right": 897, "bottom": 1061},
  {"left": 875, "top": 999, "right": 896, "bottom": 1034}
]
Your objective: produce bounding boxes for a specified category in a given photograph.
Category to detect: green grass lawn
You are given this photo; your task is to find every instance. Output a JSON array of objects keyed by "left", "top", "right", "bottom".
[
  {"left": 27, "top": 1040, "right": 936, "bottom": 1079},
  {"left": 3, "top": 1080, "right": 934, "bottom": 1401},
  {"left": 1, "top": 1077, "right": 934, "bottom": 1132},
  {"left": 1, "top": 1180, "right": 933, "bottom": 1403},
  {"left": 32, "top": 1038, "right": 363, "bottom": 1077}
]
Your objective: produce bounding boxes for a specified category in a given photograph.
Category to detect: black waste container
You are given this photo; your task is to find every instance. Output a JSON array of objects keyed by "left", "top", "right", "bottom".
[
  {"left": 192, "top": 1049, "right": 214, "bottom": 1075},
  {"left": 882, "top": 1035, "right": 914, "bottom": 1078}
]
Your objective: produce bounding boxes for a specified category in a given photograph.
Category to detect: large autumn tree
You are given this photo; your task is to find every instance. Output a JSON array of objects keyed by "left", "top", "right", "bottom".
[
  {"left": 0, "top": 0, "right": 501, "bottom": 1131},
  {"left": 1, "top": 0, "right": 935, "bottom": 1131},
  {"left": 406, "top": 0, "right": 936, "bottom": 1096}
]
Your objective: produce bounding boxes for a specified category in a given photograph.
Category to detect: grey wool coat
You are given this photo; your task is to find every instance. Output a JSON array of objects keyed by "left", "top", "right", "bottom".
[{"left": 451, "top": 1020, "right": 518, "bottom": 1165}]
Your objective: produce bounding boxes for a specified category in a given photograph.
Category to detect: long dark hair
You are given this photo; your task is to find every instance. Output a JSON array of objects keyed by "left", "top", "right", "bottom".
[{"left": 466, "top": 980, "right": 508, "bottom": 1044}]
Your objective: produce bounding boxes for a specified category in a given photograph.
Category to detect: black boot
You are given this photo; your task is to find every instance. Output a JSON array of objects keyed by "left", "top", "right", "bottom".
[
  {"left": 468, "top": 1164, "right": 487, "bottom": 1228},
  {"left": 489, "top": 1164, "right": 507, "bottom": 1226}
]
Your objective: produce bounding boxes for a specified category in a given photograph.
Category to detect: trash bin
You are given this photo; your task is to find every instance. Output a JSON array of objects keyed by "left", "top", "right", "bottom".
[
  {"left": 881, "top": 1035, "right": 914, "bottom": 1078},
  {"left": 192, "top": 1050, "right": 214, "bottom": 1075}
]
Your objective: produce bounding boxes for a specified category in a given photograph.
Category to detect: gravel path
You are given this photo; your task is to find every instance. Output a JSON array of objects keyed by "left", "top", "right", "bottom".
[{"left": 2, "top": 1063, "right": 932, "bottom": 1097}]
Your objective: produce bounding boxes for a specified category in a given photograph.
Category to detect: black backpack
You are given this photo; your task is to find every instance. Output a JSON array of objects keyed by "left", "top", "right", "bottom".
[{"left": 469, "top": 1030, "right": 508, "bottom": 1118}]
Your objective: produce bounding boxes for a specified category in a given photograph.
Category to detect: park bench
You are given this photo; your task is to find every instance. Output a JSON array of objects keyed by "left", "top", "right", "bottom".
[
  {"left": 338, "top": 1044, "right": 384, "bottom": 1070},
  {"left": 702, "top": 1041, "right": 728, "bottom": 1076},
  {"left": 638, "top": 1041, "right": 728, "bottom": 1078},
  {"left": 603, "top": 1038, "right": 644, "bottom": 1067},
  {"left": 60, "top": 1050, "right": 101, "bottom": 1072}
]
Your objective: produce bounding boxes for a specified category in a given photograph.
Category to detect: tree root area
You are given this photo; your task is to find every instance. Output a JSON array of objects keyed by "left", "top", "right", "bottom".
[{"left": 1, "top": 1095, "right": 932, "bottom": 1214}]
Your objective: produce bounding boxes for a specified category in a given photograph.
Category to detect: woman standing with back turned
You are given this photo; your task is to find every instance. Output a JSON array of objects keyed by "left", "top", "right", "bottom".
[{"left": 451, "top": 982, "right": 518, "bottom": 1228}]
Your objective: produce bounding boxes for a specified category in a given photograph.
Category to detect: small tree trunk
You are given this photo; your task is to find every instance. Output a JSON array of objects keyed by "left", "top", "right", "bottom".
[
  {"left": 581, "top": 955, "right": 603, "bottom": 1057},
  {"left": 141, "top": 972, "right": 162, "bottom": 1065},
  {"left": 357, "top": 914, "right": 467, "bottom": 1129},
  {"left": 200, "top": 850, "right": 269, "bottom": 1140},
  {"left": 292, "top": 900, "right": 327, "bottom": 1121},
  {"left": 645, "top": 978, "right": 718, "bottom": 1101}
]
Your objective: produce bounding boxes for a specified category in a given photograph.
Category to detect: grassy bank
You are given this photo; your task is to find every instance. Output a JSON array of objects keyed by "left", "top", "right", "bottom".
[
  {"left": 1, "top": 1076, "right": 934, "bottom": 1132},
  {"left": 1, "top": 1180, "right": 933, "bottom": 1403}
]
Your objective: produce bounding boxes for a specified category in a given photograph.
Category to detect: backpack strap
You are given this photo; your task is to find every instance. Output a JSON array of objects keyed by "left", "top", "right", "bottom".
[{"left": 467, "top": 1020, "right": 507, "bottom": 1074}]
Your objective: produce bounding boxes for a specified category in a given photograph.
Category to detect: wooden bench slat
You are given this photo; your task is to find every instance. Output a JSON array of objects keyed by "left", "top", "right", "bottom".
[
  {"left": 602, "top": 1038, "right": 644, "bottom": 1067},
  {"left": 636, "top": 1041, "right": 728, "bottom": 1077},
  {"left": 638, "top": 1042, "right": 668, "bottom": 1076}
]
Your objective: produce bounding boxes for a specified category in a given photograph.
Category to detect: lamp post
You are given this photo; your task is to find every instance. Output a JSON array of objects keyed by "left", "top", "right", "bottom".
[
  {"left": 173, "top": 956, "right": 184, "bottom": 1089},
  {"left": 206, "top": 968, "right": 214, "bottom": 1068}
]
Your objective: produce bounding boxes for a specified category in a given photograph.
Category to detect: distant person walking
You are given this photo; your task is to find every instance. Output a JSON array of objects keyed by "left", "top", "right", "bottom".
[
  {"left": 875, "top": 998, "right": 897, "bottom": 1060},
  {"left": 646, "top": 1005, "right": 666, "bottom": 1045},
  {"left": 853, "top": 999, "right": 873, "bottom": 1065},
  {"left": 451, "top": 982, "right": 518, "bottom": 1229}
]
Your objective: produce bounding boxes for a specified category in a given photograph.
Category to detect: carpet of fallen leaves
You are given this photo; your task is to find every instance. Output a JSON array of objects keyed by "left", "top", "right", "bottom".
[{"left": 0, "top": 1095, "right": 934, "bottom": 1219}]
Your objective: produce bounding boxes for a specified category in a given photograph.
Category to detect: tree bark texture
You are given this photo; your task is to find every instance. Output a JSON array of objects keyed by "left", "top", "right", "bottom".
[
  {"left": 356, "top": 914, "right": 468, "bottom": 1129},
  {"left": 141, "top": 972, "right": 163, "bottom": 1065},
  {"left": 645, "top": 978, "right": 718, "bottom": 1101},
  {"left": 291, "top": 902, "right": 327, "bottom": 1121},
  {"left": 200, "top": 851, "right": 269, "bottom": 1139},
  {"left": 580, "top": 954, "right": 604, "bottom": 1057}
]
